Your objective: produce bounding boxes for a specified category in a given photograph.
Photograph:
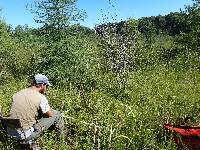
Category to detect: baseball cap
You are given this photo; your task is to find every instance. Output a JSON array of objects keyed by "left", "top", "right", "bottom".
[{"left": 34, "top": 74, "right": 52, "bottom": 86}]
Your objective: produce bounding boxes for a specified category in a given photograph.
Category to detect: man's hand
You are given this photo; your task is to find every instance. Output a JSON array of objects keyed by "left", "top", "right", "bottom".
[{"left": 46, "top": 109, "right": 54, "bottom": 117}]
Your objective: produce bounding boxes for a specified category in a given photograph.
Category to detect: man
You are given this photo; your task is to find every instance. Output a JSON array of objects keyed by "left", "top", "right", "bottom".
[{"left": 8, "top": 74, "right": 64, "bottom": 142}]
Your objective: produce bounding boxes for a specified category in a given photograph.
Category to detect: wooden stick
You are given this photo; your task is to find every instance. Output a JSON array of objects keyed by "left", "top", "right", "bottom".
[
  {"left": 63, "top": 115, "right": 102, "bottom": 129},
  {"left": 0, "top": 105, "right": 2, "bottom": 117},
  {"left": 108, "top": 125, "right": 115, "bottom": 149},
  {"left": 97, "top": 128, "right": 101, "bottom": 150}
]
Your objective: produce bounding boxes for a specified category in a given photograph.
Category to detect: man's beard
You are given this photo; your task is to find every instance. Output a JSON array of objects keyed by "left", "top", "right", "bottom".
[{"left": 40, "top": 88, "right": 45, "bottom": 94}]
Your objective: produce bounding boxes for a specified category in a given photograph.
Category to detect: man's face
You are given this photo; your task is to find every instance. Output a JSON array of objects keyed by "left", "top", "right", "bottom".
[{"left": 40, "top": 84, "right": 47, "bottom": 94}]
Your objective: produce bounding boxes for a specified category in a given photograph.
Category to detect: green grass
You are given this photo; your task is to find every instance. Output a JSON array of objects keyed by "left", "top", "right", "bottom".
[{"left": 1, "top": 65, "right": 200, "bottom": 149}]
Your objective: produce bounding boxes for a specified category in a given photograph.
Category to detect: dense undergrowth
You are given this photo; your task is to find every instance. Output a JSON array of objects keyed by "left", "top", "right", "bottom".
[
  {"left": 0, "top": 0, "right": 200, "bottom": 149},
  {"left": 1, "top": 66, "right": 200, "bottom": 149}
]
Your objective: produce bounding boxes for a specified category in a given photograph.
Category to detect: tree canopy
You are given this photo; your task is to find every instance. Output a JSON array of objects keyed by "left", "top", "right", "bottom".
[{"left": 29, "top": 0, "right": 87, "bottom": 29}]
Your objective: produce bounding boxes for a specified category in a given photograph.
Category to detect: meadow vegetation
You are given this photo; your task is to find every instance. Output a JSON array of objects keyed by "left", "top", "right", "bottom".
[{"left": 0, "top": 0, "right": 200, "bottom": 149}]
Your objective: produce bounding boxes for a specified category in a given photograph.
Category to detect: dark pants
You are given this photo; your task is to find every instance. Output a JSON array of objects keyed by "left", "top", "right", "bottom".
[{"left": 24, "top": 110, "right": 64, "bottom": 141}]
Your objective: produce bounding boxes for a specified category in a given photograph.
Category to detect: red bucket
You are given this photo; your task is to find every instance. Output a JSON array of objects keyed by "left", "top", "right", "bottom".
[{"left": 164, "top": 124, "right": 200, "bottom": 149}]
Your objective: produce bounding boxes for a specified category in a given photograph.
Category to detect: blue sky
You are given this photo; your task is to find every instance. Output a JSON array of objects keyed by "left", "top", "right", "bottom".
[{"left": 0, "top": 0, "right": 193, "bottom": 29}]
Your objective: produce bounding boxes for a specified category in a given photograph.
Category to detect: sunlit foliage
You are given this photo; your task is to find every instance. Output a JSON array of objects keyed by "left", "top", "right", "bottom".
[{"left": 0, "top": 0, "right": 200, "bottom": 149}]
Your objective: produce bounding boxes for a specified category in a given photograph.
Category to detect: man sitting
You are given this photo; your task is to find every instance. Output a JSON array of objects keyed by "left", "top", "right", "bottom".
[{"left": 8, "top": 74, "right": 64, "bottom": 142}]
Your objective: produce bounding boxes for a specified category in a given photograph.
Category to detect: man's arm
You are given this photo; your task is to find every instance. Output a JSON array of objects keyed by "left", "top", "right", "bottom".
[{"left": 40, "top": 97, "right": 54, "bottom": 117}]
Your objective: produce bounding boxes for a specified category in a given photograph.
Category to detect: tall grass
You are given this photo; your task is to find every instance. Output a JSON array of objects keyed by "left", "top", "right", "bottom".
[{"left": 1, "top": 65, "right": 200, "bottom": 149}]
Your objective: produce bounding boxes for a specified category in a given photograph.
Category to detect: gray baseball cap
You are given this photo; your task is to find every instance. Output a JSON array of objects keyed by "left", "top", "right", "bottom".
[{"left": 34, "top": 74, "right": 52, "bottom": 86}]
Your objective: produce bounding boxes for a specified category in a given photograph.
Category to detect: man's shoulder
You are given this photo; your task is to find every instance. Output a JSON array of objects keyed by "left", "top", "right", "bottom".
[
  {"left": 13, "top": 88, "right": 29, "bottom": 96},
  {"left": 13, "top": 88, "right": 45, "bottom": 99},
  {"left": 27, "top": 88, "right": 46, "bottom": 98}
]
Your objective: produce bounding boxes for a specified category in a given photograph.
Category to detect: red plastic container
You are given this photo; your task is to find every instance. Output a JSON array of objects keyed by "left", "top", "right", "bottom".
[{"left": 164, "top": 124, "right": 200, "bottom": 149}]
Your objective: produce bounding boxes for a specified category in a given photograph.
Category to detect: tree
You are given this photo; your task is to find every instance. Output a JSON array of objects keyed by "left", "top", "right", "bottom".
[
  {"left": 164, "top": 12, "right": 187, "bottom": 36},
  {"left": 28, "top": 0, "right": 87, "bottom": 41},
  {"left": 174, "top": 0, "right": 199, "bottom": 50},
  {"left": 29, "top": 0, "right": 86, "bottom": 29},
  {"left": 138, "top": 17, "right": 157, "bottom": 45}
]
